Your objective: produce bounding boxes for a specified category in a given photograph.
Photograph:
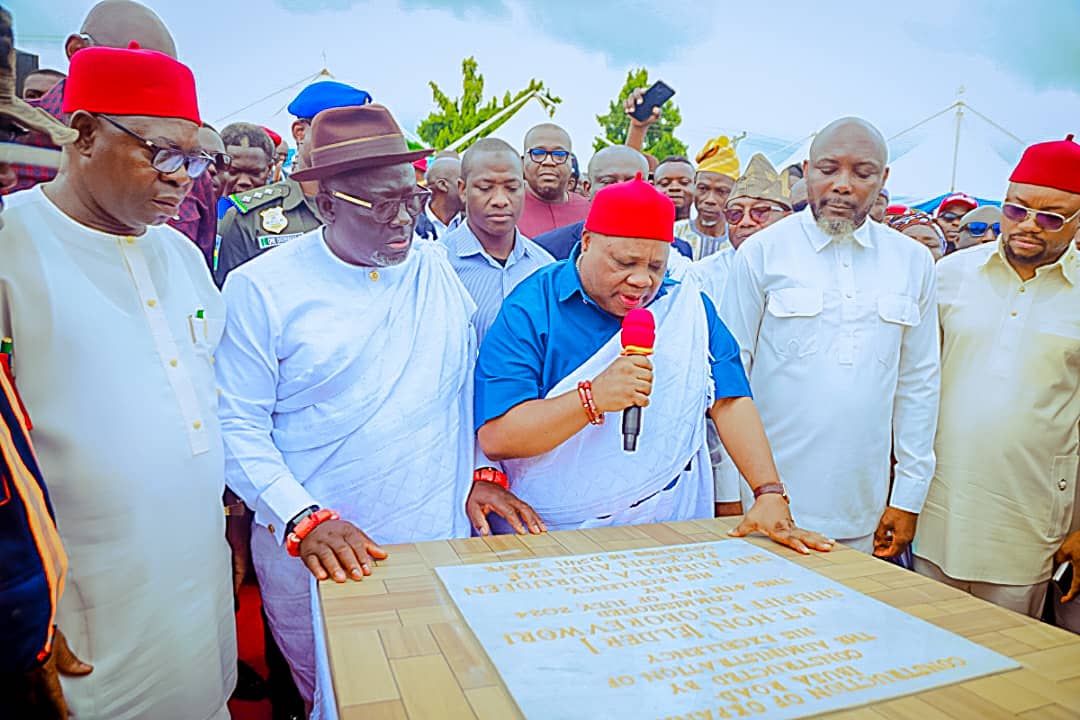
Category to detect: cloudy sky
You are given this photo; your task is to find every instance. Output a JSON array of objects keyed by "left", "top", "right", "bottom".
[{"left": 10, "top": 0, "right": 1079, "bottom": 195}]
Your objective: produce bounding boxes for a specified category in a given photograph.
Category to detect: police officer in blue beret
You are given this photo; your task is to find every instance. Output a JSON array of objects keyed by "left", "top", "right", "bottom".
[{"left": 213, "top": 81, "right": 372, "bottom": 286}]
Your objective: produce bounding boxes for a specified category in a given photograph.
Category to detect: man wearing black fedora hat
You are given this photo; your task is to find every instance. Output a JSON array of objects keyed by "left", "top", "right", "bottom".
[{"left": 214, "top": 103, "right": 542, "bottom": 709}]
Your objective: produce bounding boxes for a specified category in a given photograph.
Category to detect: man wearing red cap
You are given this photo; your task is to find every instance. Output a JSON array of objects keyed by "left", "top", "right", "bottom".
[
  {"left": 934, "top": 191, "right": 979, "bottom": 253},
  {"left": 214, "top": 104, "right": 539, "bottom": 710},
  {"left": 914, "top": 135, "right": 1080, "bottom": 630},
  {"left": 8, "top": 1, "right": 220, "bottom": 267},
  {"left": 0, "top": 45, "right": 236, "bottom": 719},
  {"left": 475, "top": 175, "right": 832, "bottom": 554}
]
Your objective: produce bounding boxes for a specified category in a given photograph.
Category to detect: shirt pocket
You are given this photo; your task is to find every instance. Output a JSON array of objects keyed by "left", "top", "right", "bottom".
[
  {"left": 875, "top": 293, "right": 920, "bottom": 365},
  {"left": 764, "top": 287, "right": 823, "bottom": 359}
]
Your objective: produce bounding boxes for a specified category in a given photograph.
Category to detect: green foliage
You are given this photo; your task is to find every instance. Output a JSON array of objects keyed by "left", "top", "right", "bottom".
[
  {"left": 594, "top": 68, "right": 688, "bottom": 159},
  {"left": 417, "top": 57, "right": 561, "bottom": 151}
]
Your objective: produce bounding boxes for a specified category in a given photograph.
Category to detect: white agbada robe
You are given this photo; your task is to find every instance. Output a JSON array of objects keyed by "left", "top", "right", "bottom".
[
  {"left": 216, "top": 230, "right": 476, "bottom": 704},
  {"left": 0, "top": 186, "right": 236, "bottom": 720},
  {"left": 502, "top": 275, "right": 715, "bottom": 530}
]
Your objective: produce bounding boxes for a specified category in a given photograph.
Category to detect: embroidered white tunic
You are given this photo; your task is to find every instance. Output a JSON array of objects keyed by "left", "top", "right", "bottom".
[
  {"left": 0, "top": 186, "right": 235, "bottom": 720},
  {"left": 216, "top": 230, "right": 476, "bottom": 701}
]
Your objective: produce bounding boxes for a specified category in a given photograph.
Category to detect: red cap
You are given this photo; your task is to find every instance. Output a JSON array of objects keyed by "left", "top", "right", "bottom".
[
  {"left": 1009, "top": 134, "right": 1080, "bottom": 195},
  {"left": 586, "top": 173, "right": 674, "bottom": 243},
  {"left": 412, "top": 157, "right": 429, "bottom": 173},
  {"left": 621, "top": 308, "right": 655, "bottom": 352},
  {"left": 262, "top": 126, "right": 283, "bottom": 147},
  {"left": 935, "top": 192, "right": 978, "bottom": 217},
  {"left": 62, "top": 42, "right": 200, "bottom": 125}
]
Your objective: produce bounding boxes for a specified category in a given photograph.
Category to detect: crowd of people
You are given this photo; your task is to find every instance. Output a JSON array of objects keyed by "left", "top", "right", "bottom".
[{"left": 1, "top": 2, "right": 1078, "bottom": 719}]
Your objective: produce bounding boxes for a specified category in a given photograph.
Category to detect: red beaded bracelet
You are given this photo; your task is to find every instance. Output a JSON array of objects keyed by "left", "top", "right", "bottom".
[
  {"left": 285, "top": 508, "right": 340, "bottom": 557},
  {"left": 577, "top": 380, "right": 604, "bottom": 425},
  {"left": 474, "top": 466, "right": 509, "bottom": 489}
]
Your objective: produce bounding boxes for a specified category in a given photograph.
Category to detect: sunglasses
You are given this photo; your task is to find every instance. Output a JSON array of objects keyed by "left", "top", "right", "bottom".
[
  {"left": 938, "top": 211, "right": 966, "bottom": 222},
  {"left": 1001, "top": 202, "right": 1080, "bottom": 232},
  {"left": 962, "top": 221, "right": 999, "bottom": 237},
  {"left": 212, "top": 152, "right": 232, "bottom": 173},
  {"left": 526, "top": 148, "right": 570, "bottom": 165},
  {"left": 791, "top": 200, "right": 808, "bottom": 213},
  {"left": 724, "top": 204, "right": 787, "bottom": 225},
  {"left": 99, "top": 115, "right": 213, "bottom": 179},
  {"left": 331, "top": 187, "right": 431, "bottom": 224}
]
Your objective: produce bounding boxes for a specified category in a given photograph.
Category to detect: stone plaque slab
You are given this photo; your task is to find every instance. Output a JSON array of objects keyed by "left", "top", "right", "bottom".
[{"left": 436, "top": 540, "right": 1018, "bottom": 719}]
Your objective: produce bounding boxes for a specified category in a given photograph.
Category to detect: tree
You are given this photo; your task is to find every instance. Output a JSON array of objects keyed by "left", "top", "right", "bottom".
[
  {"left": 594, "top": 68, "right": 688, "bottom": 159},
  {"left": 417, "top": 57, "right": 561, "bottom": 151}
]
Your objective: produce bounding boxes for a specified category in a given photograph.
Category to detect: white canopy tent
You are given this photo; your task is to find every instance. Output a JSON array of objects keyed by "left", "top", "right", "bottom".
[{"left": 764, "top": 100, "right": 1026, "bottom": 206}]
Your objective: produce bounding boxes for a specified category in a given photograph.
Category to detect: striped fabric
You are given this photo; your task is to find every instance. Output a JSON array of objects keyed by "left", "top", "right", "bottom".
[
  {"left": 0, "top": 369, "right": 67, "bottom": 672},
  {"left": 441, "top": 224, "right": 555, "bottom": 346}
]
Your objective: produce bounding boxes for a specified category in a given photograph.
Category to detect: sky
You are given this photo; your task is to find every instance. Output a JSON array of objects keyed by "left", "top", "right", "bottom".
[{"left": 10, "top": 0, "right": 1080, "bottom": 198}]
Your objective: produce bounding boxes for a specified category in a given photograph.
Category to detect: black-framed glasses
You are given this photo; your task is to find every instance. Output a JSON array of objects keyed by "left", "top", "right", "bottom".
[
  {"left": 1001, "top": 202, "right": 1080, "bottom": 232},
  {"left": 526, "top": 148, "right": 570, "bottom": 165},
  {"left": 938, "top": 211, "right": 966, "bottom": 222},
  {"left": 212, "top": 152, "right": 232, "bottom": 173},
  {"left": 724, "top": 203, "right": 788, "bottom": 225},
  {"left": 331, "top": 187, "right": 431, "bottom": 224},
  {"left": 962, "top": 221, "right": 1000, "bottom": 237},
  {"left": 0, "top": 121, "right": 28, "bottom": 144},
  {"left": 98, "top": 115, "right": 213, "bottom": 178}
]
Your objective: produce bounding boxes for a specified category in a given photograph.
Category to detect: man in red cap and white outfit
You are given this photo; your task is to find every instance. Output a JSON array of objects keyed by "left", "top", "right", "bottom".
[
  {"left": 474, "top": 174, "right": 833, "bottom": 554},
  {"left": 0, "top": 45, "right": 236, "bottom": 718},
  {"left": 915, "top": 135, "right": 1080, "bottom": 628}
]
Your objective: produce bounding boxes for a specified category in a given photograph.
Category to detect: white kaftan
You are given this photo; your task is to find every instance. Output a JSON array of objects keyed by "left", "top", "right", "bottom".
[
  {"left": 0, "top": 186, "right": 236, "bottom": 720},
  {"left": 216, "top": 230, "right": 476, "bottom": 703}
]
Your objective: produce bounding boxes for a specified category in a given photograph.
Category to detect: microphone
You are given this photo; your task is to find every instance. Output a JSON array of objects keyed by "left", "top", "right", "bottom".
[{"left": 620, "top": 308, "right": 655, "bottom": 452}]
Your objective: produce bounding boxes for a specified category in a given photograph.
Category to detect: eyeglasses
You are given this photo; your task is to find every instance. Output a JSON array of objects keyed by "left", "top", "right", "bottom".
[
  {"left": 724, "top": 204, "right": 788, "bottom": 225},
  {"left": 331, "top": 188, "right": 431, "bottom": 224},
  {"left": 937, "top": 211, "right": 966, "bottom": 222},
  {"left": 526, "top": 148, "right": 570, "bottom": 165},
  {"left": 212, "top": 152, "right": 232, "bottom": 173},
  {"left": 962, "top": 221, "right": 1000, "bottom": 237},
  {"left": 99, "top": 115, "right": 213, "bottom": 179},
  {"left": 0, "top": 122, "right": 28, "bottom": 144},
  {"left": 1001, "top": 202, "right": 1080, "bottom": 232},
  {"left": 791, "top": 199, "right": 808, "bottom": 213}
]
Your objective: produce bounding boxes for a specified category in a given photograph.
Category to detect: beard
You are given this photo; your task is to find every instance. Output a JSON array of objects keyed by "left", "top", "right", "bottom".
[{"left": 815, "top": 216, "right": 857, "bottom": 237}]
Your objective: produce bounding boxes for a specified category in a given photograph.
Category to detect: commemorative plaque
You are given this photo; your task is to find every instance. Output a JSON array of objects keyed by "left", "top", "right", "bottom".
[{"left": 436, "top": 540, "right": 1018, "bottom": 719}]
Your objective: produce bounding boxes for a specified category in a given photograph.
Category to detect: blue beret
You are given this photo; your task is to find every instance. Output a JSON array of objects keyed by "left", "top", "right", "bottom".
[{"left": 287, "top": 81, "right": 372, "bottom": 119}]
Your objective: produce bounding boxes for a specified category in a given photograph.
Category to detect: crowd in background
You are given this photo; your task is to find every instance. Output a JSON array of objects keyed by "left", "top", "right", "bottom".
[{"left": 1, "top": 2, "right": 1079, "bottom": 720}]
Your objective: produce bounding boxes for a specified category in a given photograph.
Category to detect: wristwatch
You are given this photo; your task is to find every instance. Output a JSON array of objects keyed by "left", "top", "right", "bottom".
[
  {"left": 473, "top": 466, "right": 509, "bottom": 490},
  {"left": 752, "top": 482, "right": 789, "bottom": 503},
  {"left": 285, "top": 505, "right": 320, "bottom": 538}
]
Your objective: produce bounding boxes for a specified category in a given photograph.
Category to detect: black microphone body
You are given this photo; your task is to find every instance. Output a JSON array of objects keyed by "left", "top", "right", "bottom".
[{"left": 622, "top": 405, "right": 643, "bottom": 452}]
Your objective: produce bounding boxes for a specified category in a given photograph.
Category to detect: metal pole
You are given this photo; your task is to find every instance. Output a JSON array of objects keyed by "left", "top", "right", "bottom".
[{"left": 950, "top": 101, "right": 965, "bottom": 193}]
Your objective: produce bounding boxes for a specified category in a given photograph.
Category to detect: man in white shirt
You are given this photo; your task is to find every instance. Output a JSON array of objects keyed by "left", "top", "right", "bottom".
[
  {"left": 417, "top": 153, "right": 463, "bottom": 240},
  {"left": 722, "top": 117, "right": 940, "bottom": 557},
  {"left": 914, "top": 135, "right": 1080, "bottom": 622},
  {"left": 215, "top": 105, "right": 528, "bottom": 707},
  {"left": 0, "top": 45, "right": 235, "bottom": 720}
]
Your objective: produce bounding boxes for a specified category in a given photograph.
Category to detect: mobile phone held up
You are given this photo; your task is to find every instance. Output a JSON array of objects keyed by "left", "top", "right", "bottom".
[
  {"left": 631, "top": 81, "right": 676, "bottom": 122},
  {"left": 1054, "top": 561, "right": 1074, "bottom": 597}
]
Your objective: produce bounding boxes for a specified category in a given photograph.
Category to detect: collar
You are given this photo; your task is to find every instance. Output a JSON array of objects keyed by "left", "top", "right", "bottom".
[
  {"left": 425, "top": 205, "right": 460, "bottom": 230},
  {"left": 802, "top": 209, "right": 874, "bottom": 251},
  {"left": 555, "top": 242, "right": 676, "bottom": 308},
  {"left": 454, "top": 223, "right": 529, "bottom": 264},
  {"left": 982, "top": 237, "right": 1078, "bottom": 285}
]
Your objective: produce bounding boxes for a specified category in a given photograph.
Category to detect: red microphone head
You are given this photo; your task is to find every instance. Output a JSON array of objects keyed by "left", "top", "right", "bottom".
[{"left": 621, "top": 308, "right": 655, "bottom": 354}]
